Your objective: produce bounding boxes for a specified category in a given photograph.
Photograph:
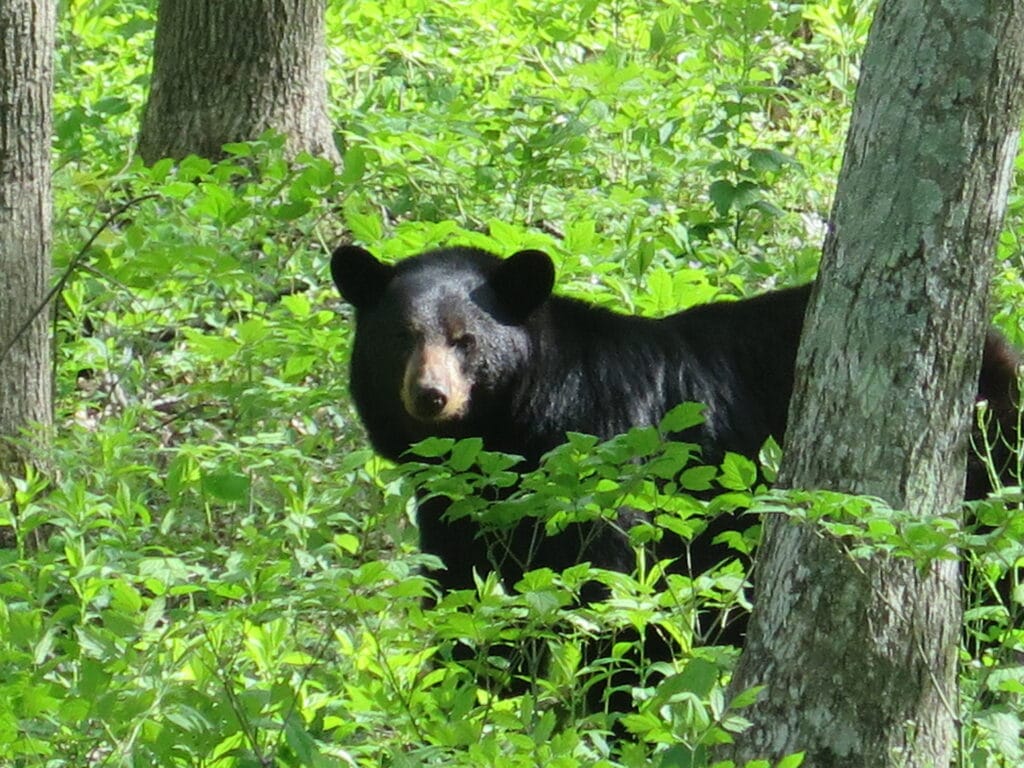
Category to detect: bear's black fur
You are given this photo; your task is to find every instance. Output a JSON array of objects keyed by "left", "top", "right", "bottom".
[{"left": 330, "top": 243, "right": 1021, "bottom": 649}]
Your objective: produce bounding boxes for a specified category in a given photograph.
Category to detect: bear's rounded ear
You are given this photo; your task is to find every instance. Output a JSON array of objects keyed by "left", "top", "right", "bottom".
[
  {"left": 330, "top": 245, "right": 395, "bottom": 309},
  {"left": 492, "top": 249, "right": 555, "bottom": 318}
]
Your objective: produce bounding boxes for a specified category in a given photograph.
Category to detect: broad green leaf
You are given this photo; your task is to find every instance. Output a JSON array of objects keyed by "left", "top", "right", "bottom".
[{"left": 201, "top": 471, "right": 250, "bottom": 502}]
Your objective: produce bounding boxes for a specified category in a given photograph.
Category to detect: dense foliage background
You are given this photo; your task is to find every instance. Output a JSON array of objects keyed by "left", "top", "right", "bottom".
[{"left": 2, "top": 0, "right": 1022, "bottom": 765}]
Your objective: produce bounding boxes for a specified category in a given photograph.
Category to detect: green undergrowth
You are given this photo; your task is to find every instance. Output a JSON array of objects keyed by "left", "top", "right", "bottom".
[{"left": 1, "top": 0, "right": 1022, "bottom": 765}]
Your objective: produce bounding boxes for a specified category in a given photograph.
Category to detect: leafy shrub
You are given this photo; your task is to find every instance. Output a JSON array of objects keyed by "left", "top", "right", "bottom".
[{"left": 0, "top": 0, "right": 1017, "bottom": 765}]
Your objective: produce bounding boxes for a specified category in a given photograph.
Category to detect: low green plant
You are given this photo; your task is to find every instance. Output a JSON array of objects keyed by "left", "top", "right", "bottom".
[{"left": 5, "top": 0, "right": 1016, "bottom": 764}]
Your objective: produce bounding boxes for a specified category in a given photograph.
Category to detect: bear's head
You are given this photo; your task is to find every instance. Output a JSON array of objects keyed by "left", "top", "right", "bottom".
[{"left": 331, "top": 245, "right": 554, "bottom": 455}]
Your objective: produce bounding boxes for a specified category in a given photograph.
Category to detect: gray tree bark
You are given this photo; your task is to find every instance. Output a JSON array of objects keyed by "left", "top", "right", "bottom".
[
  {"left": 138, "top": 0, "right": 339, "bottom": 164},
  {"left": 724, "top": 2, "right": 1024, "bottom": 766},
  {"left": 0, "top": 1, "right": 54, "bottom": 466}
]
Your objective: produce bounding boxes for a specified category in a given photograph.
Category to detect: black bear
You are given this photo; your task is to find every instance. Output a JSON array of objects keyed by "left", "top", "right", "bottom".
[{"left": 329, "top": 243, "right": 1021, "bottom": 648}]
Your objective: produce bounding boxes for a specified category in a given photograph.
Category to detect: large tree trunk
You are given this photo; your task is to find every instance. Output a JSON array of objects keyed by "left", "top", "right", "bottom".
[
  {"left": 0, "top": 1, "right": 54, "bottom": 466},
  {"left": 724, "top": 2, "right": 1024, "bottom": 766},
  {"left": 138, "top": 0, "right": 339, "bottom": 164}
]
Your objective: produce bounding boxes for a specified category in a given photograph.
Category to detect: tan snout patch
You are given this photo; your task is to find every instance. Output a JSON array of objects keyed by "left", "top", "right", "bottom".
[{"left": 401, "top": 343, "right": 471, "bottom": 422}]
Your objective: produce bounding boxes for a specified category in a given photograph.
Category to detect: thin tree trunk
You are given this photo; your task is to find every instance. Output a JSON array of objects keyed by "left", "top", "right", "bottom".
[
  {"left": 724, "top": 2, "right": 1024, "bottom": 766},
  {"left": 138, "top": 0, "right": 339, "bottom": 164},
  {"left": 0, "top": 1, "right": 54, "bottom": 466}
]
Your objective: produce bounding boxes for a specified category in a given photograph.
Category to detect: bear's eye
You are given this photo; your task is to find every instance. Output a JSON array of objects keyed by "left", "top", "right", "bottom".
[{"left": 452, "top": 333, "right": 476, "bottom": 353}]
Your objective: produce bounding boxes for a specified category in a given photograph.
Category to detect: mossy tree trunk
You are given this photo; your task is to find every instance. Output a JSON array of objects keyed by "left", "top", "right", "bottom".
[
  {"left": 0, "top": 0, "right": 54, "bottom": 467},
  {"left": 723, "top": 2, "right": 1024, "bottom": 766},
  {"left": 138, "top": 0, "right": 339, "bottom": 164}
]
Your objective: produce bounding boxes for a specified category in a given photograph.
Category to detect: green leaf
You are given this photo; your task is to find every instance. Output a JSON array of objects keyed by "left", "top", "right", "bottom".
[
  {"left": 177, "top": 154, "right": 212, "bottom": 180},
  {"left": 283, "top": 355, "right": 317, "bottom": 380},
  {"left": 654, "top": 745, "right": 706, "bottom": 768},
  {"left": 201, "top": 471, "right": 250, "bottom": 502},
  {"left": 681, "top": 465, "right": 717, "bottom": 491},
  {"left": 661, "top": 402, "right": 706, "bottom": 433},
  {"left": 273, "top": 199, "right": 312, "bottom": 221},
  {"left": 408, "top": 437, "right": 456, "bottom": 459},
  {"left": 565, "top": 432, "right": 600, "bottom": 452},
  {"left": 777, "top": 752, "right": 806, "bottom": 768},
  {"left": 677, "top": 657, "right": 719, "bottom": 697},
  {"left": 139, "top": 557, "right": 192, "bottom": 587},
  {"left": 709, "top": 179, "right": 736, "bottom": 216},
  {"left": 93, "top": 96, "right": 131, "bottom": 115},
  {"left": 186, "top": 330, "right": 240, "bottom": 361},
  {"left": 110, "top": 580, "right": 142, "bottom": 614},
  {"left": 222, "top": 141, "right": 253, "bottom": 157},
  {"left": 344, "top": 196, "right": 384, "bottom": 243},
  {"left": 284, "top": 714, "right": 320, "bottom": 765},
  {"left": 623, "top": 425, "right": 662, "bottom": 456},
  {"left": 748, "top": 147, "right": 800, "bottom": 174},
  {"left": 340, "top": 145, "right": 367, "bottom": 184},
  {"left": 720, "top": 452, "right": 757, "bottom": 490},
  {"left": 281, "top": 292, "right": 311, "bottom": 318},
  {"left": 236, "top": 318, "right": 268, "bottom": 345},
  {"left": 449, "top": 438, "right": 483, "bottom": 472}
]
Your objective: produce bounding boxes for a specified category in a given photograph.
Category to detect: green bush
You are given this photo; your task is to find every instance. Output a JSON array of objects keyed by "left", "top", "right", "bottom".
[{"left": 0, "top": 0, "right": 1019, "bottom": 765}]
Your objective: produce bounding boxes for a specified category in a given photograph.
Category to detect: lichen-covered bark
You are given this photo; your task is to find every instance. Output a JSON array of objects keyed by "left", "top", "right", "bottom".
[
  {"left": 138, "top": 0, "right": 339, "bottom": 164},
  {"left": 724, "top": 2, "right": 1024, "bottom": 766},
  {"left": 0, "top": 1, "right": 54, "bottom": 464}
]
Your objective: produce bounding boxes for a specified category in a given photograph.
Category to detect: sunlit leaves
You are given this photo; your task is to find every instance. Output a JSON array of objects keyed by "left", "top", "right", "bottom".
[{"left": 33, "top": 0, "right": 1024, "bottom": 765}]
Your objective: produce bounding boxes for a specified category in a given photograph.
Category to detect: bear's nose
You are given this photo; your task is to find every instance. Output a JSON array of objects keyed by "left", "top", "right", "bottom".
[{"left": 413, "top": 386, "right": 447, "bottom": 418}]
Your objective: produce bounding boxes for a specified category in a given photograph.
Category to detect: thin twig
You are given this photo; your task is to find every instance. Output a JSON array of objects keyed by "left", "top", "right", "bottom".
[{"left": 0, "top": 193, "right": 161, "bottom": 364}]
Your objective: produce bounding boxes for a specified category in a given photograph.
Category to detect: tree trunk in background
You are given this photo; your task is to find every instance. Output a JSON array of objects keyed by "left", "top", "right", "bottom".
[
  {"left": 138, "top": 0, "right": 339, "bottom": 164},
  {"left": 724, "top": 2, "right": 1024, "bottom": 766},
  {"left": 0, "top": 1, "right": 55, "bottom": 466}
]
